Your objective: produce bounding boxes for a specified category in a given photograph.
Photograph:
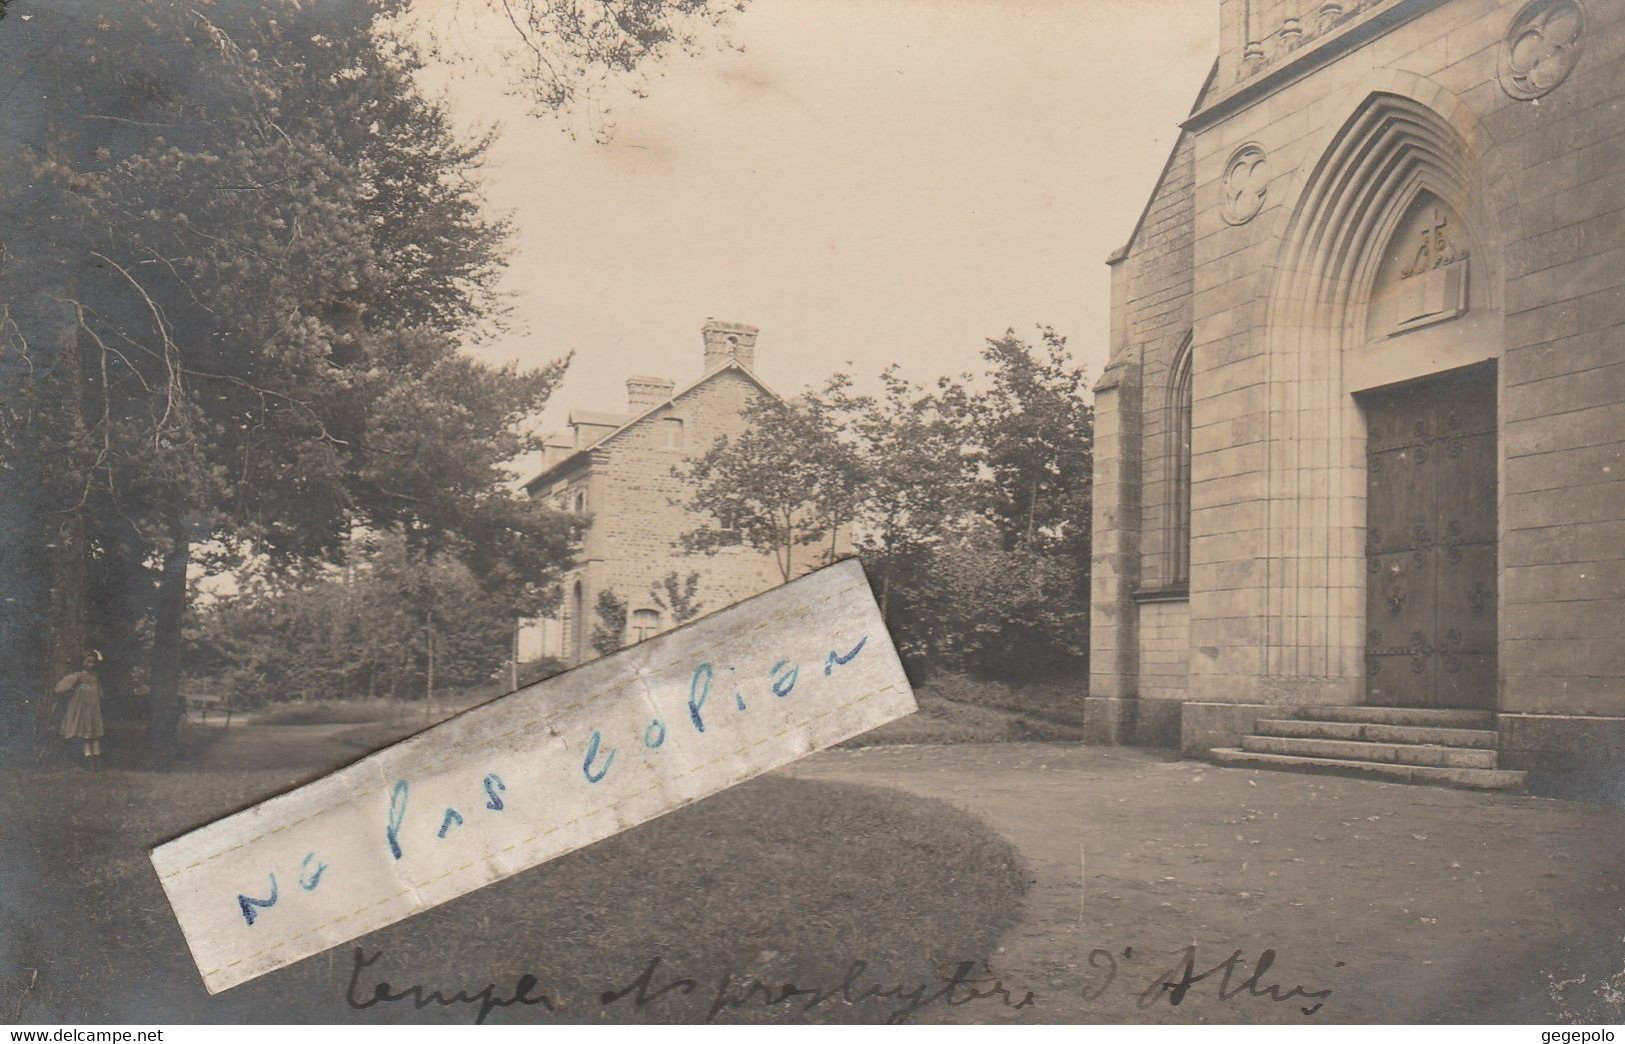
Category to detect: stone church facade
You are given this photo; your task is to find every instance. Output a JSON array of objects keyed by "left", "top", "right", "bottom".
[
  {"left": 521, "top": 321, "right": 832, "bottom": 666},
  {"left": 1087, "top": 0, "right": 1623, "bottom": 790}
]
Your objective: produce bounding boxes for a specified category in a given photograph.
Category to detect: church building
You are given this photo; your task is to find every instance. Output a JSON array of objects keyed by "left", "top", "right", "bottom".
[{"left": 1087, "top": 0, "right": 1623, "bottom": 792}]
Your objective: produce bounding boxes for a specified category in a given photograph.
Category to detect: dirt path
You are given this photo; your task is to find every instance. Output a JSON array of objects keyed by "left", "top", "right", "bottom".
[{"left": 780, "top": 743, "right": 1625, "bottom": 1024}]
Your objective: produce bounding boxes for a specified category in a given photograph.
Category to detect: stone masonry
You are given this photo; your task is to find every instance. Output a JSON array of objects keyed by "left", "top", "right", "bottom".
[
  {"left": 1088, "top": 0, "right": 1625, "bottom": 792},
  {"left": 522, "top": 321, "right": 835, "bottom": 665}
]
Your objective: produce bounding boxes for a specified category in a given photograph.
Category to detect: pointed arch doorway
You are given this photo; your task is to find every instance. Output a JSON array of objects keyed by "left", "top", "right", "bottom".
[{"left": 1259, "top": 89, "right": 1506, "bottom": 711}]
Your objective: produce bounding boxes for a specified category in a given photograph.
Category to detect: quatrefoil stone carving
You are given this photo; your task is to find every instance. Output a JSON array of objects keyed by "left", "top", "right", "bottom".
[
  {"left": 1501, "top": 0, "right": 1586, "bottom": 100},
  {"left": 1220, "top": 144, "right": 1269, "bottom": 226}
]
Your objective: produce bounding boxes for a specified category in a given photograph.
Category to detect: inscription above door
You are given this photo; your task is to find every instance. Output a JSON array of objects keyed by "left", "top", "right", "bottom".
[{"left": 1363, "top": 369, "right": 1497, "bottom": 709}]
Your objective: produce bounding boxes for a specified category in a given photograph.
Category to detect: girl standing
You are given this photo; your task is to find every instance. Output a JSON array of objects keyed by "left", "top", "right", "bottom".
[{"left": 55, "top": 653, "right": 106, "bottom": 765}]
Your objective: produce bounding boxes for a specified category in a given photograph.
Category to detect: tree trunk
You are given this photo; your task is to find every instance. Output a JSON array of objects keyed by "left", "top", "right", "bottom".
[
  {"left": 423, "top": 614, "right": 434, "bottom": 723},
  {"left": 3, "top": 304, "right": 89, "bottom": 758},
  {"left": 777, "top": 510, "right": 794, "bottom": 583},
  {"left": 91, "top": 524, "right": 148, "bottom": 724},
  {"left": 147, "top": 524, "right": 190, "bottom": 764},
  {"left": 0, "top": 468, "right": 53, "bottom": 758}
]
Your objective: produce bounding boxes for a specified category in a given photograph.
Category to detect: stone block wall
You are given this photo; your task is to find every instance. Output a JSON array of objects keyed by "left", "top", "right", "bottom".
[
  {"left": 1184, "top": 0, "right": 1620, "bottom": 714},
  {"left": 590, "top": 368, "right": 792, "bottom": 631},
  {"left": 530, "top": 365, "right": 845, "bottom": 665},
  {"left": 1137, "top": 599, "right": 1193, "bottom": 702},
  {"left": 1087, "top": 107, "right": 1201, "bottom": 740},
  {"left": 1092, "top": 0, "right": 1625, "bottom": 760},
  {"left": 1492, "top": 0, "right": 1625, "bottom": 718}
]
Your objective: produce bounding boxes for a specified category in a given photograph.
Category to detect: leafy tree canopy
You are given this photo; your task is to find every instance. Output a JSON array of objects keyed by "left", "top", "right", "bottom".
[
  {"left": 400, "top": 0, "right": 747, "bottom": 138},
  {"left": 1, "top": 0, "right": 635, "bottom": 755},
  {"left": 676, "top": 327, "right": 1094, "bottom": 679}
]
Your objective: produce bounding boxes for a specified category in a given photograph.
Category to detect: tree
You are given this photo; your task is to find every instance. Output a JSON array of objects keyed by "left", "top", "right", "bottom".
[
  {"left": 0, "top": 2, "right": 577, "bottom": 759},
  {"left": 929, "top": 328, "right": 1095, "bottom": 674},
  {"left": 402, "top": 0, "right": 748, "bottom": 138},
  {"left": 677, "top": 394, "right": 860, "bottom": 583},
  {"left": 816, "top": 367, "right": 975, "bottom": 620},
  {"left": 188, "top": 529, "right": 532, "bottom": 707},
  {"left": 684, "top": 327, "right": 1095, "bottom": 679},
  {"left": 916, "top": 520, "right": 1090, "bottom": 678},
  {"left": 650, "top": 570, "right": 706, "bottom": 625},
  {"left": 968, "top": 327, "right": 1095, "bottom": 557},
  {"left": 589, "top": 590, "right": 629, "bottom": 657}
]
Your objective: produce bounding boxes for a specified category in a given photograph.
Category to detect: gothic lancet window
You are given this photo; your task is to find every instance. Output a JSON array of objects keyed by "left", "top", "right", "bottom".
[{"left": 1169, "top": 336, "right": 1194, "bottom": 587}]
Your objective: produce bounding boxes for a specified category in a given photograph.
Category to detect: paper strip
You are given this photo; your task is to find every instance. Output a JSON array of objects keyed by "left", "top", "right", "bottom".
[{"left": 151, "top": 558, "right": 915, "bottom": 993}]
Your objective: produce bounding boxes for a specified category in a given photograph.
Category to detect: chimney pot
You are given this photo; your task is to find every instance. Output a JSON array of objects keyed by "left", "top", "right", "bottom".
[
  {"left": 626, "top": 375, "right": 675, "bottom": 412},
  {"left": 701, "top": 320, "right": 759, "bottom": 372}
]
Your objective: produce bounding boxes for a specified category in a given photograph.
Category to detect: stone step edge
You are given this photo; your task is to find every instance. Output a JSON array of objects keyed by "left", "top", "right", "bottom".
[
  {"left": 1254, "top": 719, "right": 1499, "bottom": 748},
  {"left": 1210, "top": 748, "right": 1526, "bottom": 791},
  {"left": 1297, "top": 706, "right": 1496, "bottom": 727},
  {"left": 1293, "top": 702, "right": 1495, "bottom": 718},
  {"left": 1239, "top": 734, "right": 1498, "bottom": 768}
]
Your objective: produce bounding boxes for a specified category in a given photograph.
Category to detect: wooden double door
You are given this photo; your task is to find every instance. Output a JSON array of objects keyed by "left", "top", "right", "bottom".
[{"left": 1361, "top": 368, "right": 1497, "bottom": 709}]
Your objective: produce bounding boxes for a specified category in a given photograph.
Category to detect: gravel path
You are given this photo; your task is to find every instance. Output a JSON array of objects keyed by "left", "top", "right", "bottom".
[{"left": 781, "top": 742, "right": 1625, "bottom": 1024}]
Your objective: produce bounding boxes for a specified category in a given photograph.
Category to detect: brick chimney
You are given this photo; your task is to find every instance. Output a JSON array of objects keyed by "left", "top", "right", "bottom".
[
  {"left": 702, "top": 320, "right": 758, "bottom": 372},
  {"left": 626, "top": 375, "right": 675, "bottom": 412}
]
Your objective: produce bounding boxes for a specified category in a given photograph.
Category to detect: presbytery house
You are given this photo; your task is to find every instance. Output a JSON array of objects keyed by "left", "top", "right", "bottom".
[
  {"left": 1087, "top": 0, "right": 1624, "bottom": 793},
  {"left": 519, "top": 321, "right": 832, "bottom": 665}
]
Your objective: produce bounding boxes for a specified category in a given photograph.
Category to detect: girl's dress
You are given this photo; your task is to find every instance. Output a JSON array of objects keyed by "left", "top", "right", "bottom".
[{"left": 56, "top": 671, "right": 105, "bottom": 741}]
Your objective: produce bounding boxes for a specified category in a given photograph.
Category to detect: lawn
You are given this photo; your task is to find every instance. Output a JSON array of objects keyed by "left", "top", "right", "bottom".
[
  {"left": 2, "top": 725, "right": 1029, "bottom": 1024},
  {"left": 279, "top": 670, "right": 1091, "bottom": 755},
  {"left": 844, "top": 673, "right": 1087, "bottom": 747}
]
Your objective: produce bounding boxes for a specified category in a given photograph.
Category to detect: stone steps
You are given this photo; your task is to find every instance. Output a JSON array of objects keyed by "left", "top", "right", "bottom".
[
  {"left": 1254, "top": 718, "right": 1498, "bottom": 749},
  {"left": 1295, "top": 705, "right": 1495, "bottom": 729},
  {"left": 1211, "top": 747, "right": 1526, "bottom": 790},
  {"left": 1240, "top": 733, "right": 1497, "bottom": 769},
  {"left": 1213, "top": 705, "right": 1524, "bottom": 792}
]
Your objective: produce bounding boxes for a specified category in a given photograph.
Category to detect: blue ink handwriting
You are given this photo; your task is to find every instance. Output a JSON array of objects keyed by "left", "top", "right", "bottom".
[
  {"left": 238, "top": 873, "right": 278, "bottom": 926},
  {"left": 386, "top": 780, "right": 410, "bottom": 860},
  {"left": 583, "top": 730, "right": 616, "bottom": 783},
  {"left": 299, "top": 853, "right": 327, "bottom": 892},
  {"left": 483, "top": 773, "right": 506, "bottom": 812},
  {"left": 688, "top": 663, "right": 713, "bottom": 733},
  {"left": 825, "top": 635, "right": 868, "bottom": 675}
]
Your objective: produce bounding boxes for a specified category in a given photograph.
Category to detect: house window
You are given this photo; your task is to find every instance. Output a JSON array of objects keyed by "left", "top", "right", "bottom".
[
  {"left": 1168, "top": 335, "right": 1194, "bottom": 586},
  {"left": 573, "top": 491, "right": 586, "bottom": 513},
  {"left": 630, "top": 608, "right": 661, "bottom": 643},
  {"left": 716, "top": 504, "right": 742, "bottom": 544},
  {"left": 660, "top": 418, "right": 684, "bottom": 450}
]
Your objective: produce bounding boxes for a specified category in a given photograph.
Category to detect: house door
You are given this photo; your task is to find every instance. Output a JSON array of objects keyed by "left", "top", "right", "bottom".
[{"left": 1362, "top": 367, "right": 1497, "bottom": 709}]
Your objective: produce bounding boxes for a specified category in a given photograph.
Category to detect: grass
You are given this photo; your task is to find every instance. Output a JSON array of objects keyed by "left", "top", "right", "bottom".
[
  {"left": 247, "top": 692, "right": 501, "bottom": 729},
  {"left": 841, "top": 673, "right": 1087, "bottom": 748},
  {"left": 250, "top": 700, "right": 401, "bottom": 727},
  {"left": 214, "top": 660, "right": 1089, "bottom": 745},
  {"left": 232, "top": 669, "right": 1091, "bottom": 755},
  {"left": 920, "top": 674, "right": 1088, "bottom": 724},
  {"left": 2, "top": 730, "right": 1028, "bottom": 1024}
]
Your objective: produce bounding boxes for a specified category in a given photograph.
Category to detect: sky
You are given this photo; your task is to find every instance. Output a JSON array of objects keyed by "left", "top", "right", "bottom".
[{"left": 413, "top": 0, "right": 1215, "bottom": 445}]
